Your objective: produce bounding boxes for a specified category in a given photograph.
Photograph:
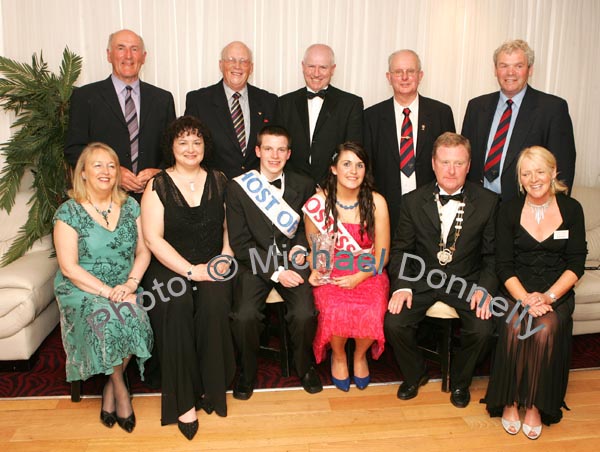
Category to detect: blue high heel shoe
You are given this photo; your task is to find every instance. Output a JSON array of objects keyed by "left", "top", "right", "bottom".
[
  {"left": 353, "top": 375, "right": 371, "bottom": 390},
  {"left": 331, "top": 375, "right": 351, "bottom": 392}
]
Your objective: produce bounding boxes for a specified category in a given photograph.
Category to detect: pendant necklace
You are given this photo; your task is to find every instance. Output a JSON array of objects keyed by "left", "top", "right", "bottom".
[
  {"left": 434, "top": 192, "right": 466, "bottom": 266},
  {"left": 336, "top": 199, "right": 359, "bottom": 210},
  {"left": 527, "top": 198, "right": 551, "bottom": 225},
  {"left": 174, "top": 167, "right": 201, "bottom": 192},
  {"left": 89, "top": 198, "right": 113, "bottom": 227}
]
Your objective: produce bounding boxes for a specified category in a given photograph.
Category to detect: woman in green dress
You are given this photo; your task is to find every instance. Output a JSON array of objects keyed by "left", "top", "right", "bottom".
[{"left": 53, "top": 142, "right": 153, "bottom": 433}]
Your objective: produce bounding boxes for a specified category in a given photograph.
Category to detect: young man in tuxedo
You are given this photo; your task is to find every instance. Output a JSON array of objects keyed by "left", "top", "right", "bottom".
[
  {"left": 65, "top": 29, "right": 175, "bottom": 196},
  {"left": 462, "top": 39, "right": 576, "bottom": 201},
  {"left": 226, "top": 125, "right": 322, "bottom": 399},
  {"left": 185, "top": 41, "right": 278, "bottom": 179},
  {"left": 384, "top": 132, "right": 498, "bottom": 408},
  {"left": 274, "top": 44, "right": 363, "bottom": 185},
  {"left": 364, "top": 49, "right": 456, "bottom": 234}
]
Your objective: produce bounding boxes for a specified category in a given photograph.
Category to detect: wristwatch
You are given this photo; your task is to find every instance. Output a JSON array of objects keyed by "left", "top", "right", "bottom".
[{"left": 546, "top": 291, "right": 557, "bottom": 303}]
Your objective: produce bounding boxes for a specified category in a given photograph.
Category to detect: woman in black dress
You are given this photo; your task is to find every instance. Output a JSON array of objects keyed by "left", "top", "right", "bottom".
[
  {"left": 141, "top": 116, "right": 235, "bottom": 440},
  {"left": 485, "top": 146, "right": 587, "bottom": 439}
]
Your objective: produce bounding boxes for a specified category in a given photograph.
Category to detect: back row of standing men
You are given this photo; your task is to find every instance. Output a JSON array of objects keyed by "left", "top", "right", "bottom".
[{"left": 64, "top": 29, "right": 576, "bottom": 230}]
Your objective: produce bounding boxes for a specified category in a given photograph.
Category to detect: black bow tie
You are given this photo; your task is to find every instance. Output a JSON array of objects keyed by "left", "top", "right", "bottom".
[
  {"left": 438, "top": 193, "right": 464, "bottom": 206},
  {"left": 306, "top": 89, "right": 327, "bottom": 99},
  {"left": 269, "top": 178, "right": 282, "bottom": 189}
]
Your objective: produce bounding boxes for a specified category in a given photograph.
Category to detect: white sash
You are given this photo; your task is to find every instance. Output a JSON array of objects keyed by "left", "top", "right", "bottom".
[
  {"left": 234, "top": 170, "right": 300, "bottom": 238},
  {"left": 302, "top": 193, "right": 371, "bottom": 255}
]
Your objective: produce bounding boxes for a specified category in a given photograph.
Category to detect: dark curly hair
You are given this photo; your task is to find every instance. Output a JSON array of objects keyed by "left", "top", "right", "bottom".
[
  {"left": 162, "top": 115, "right": 214, "bottom": 168},
  {"left": 323, "top": 141, "right": 376, "bottom": 240}
]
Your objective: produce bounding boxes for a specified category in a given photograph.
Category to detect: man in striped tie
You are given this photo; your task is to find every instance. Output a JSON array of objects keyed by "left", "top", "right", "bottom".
[
  {"left": 462, "top": 39, "right": 576, "bottom": 201},
  {"left": 65, "top": 29, "right": 176, "bottom": 197}
]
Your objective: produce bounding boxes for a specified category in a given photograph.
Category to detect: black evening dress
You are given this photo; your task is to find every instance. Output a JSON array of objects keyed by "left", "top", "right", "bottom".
[
  {"left": 142, "top": 169, "right": 235, "bottom": 425},
  {"left": 484, "top": 194, "right": 587, "bottom": 425}
]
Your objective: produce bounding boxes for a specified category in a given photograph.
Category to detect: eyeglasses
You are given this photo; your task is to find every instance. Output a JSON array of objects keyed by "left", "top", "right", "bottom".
[
  {"left": 390, "top": 69, "right": 419, "bottom": 78},
  {"left": 222, "top": 57, "right": 252, "bottom": 67}
]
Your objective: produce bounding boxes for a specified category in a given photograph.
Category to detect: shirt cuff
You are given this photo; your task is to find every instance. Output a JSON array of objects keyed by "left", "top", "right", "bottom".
[
  {"left": 392, "top": 288, "right": 413, "bottom": 296},
  {"left": 271, "top": 266, "right": 285, "bottom": 283}
]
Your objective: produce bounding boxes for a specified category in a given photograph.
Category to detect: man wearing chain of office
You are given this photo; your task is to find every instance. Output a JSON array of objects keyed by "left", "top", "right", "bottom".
[{"left": 384, "top": 132, "right": 499, "bottom": 409}]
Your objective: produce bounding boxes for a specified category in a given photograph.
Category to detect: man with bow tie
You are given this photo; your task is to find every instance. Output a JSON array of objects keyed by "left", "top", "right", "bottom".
[
  {"left": 364, "top": 49, "right": 456, "bottom": 234},
  {"left": 385, "top": 132, "right": 499, "bottom": 409},
  {"left": 226, "top": 125, "right": 322, "bottom": 400},
  {"left": 274, "top": 44, "right": 363, "bottom": 185}
]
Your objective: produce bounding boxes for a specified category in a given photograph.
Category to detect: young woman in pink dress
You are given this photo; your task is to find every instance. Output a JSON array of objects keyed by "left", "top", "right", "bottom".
[{"left": 304, "top": 142, "right": 390, "bottom": 391}]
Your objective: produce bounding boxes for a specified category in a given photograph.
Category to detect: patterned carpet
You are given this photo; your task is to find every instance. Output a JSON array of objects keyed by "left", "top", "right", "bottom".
[{"left": 1, "top": 325, "right": 599, "bottom": 398}]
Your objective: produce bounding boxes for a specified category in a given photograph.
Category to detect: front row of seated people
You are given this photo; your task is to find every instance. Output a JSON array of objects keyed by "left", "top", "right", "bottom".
[{"left": 53, "top": 120, "right": 587, "bottom": 441}]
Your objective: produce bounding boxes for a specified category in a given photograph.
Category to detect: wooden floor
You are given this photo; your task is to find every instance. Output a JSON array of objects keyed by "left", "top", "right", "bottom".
[{"left": 1, "top": 370, "right": 599, "bottom": 451}]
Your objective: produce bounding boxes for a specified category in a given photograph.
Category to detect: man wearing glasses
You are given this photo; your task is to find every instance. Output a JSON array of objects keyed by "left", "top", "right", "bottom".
[
  {"left": 364, "top": 49, "right": 455, "bottom": 234},
  {"left": 185, "top": 41, "right": 277, "bottom": 179}
]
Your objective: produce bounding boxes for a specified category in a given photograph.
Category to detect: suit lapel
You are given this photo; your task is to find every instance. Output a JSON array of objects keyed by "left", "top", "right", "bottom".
[
  {"left": 138, "top": 82, "right": 154, "bottom": 129},
  {"left": 247, "top": 84, "right": 265, "bottom": 151},
  {"left": 214, "top": 82, "right": 241, "bottom": 151},
  {"left": 421, "top": 184, "right": 441, "bottom": 232},
  {"left": 313, "top": 88, "right": 339, "bottom": 139},
  {"left": 383, "top": 98, "right": 401, "bottom": 167},
  {"left": 294, "top": 90, "right": 310, "bottom": 145},
  {"left": 100, "top": 77, "right": 127, "bottom": 126}
]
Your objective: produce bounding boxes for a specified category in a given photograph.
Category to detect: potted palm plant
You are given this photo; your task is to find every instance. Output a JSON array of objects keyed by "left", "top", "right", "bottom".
[{"left": 0, "top": 47, "right": 82, "bottom": 266}]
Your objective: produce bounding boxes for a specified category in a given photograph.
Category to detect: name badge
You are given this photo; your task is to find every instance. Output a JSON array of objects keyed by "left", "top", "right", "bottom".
[{"left": 554, "top": 230, "right": 569, "bottom": 240}]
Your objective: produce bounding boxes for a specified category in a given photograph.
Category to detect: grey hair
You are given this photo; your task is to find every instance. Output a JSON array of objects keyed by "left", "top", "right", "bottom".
[
  {"left": 388, "top": 49, "right": 422, "bottom": 71},
  {"left": 493, "top": 39, "right": 535, "bottom": 66}
]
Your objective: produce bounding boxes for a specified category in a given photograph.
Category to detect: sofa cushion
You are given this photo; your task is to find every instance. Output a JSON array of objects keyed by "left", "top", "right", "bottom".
[
  {"left": 572, "top": 186, "right": 600, "bottom": 262},
  {"left": 574, "top": 270, "right": 600, "bottom": 305},
  {"left": 0, "top": 250, "right": 57, "bottom": 291}
]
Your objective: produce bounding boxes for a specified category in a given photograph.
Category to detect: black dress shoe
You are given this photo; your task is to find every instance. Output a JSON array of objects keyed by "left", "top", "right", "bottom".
[
  {"left": 116, "top": 411, "right": 136, "bottom": 433},
  {"left": 397, "top": 373, "right": 429, "bottom": 400},
  {"left": 233, "top": 377, "right": 254, "bottom": 401},
  {"left": 300, "top": 366, "right": 323, "bottom": 394},
  {"left": 450, "top": 387, "right": 471, "bottom": 408},
  {"left": 100, "top": 409, "right": 117, "bottom": 428},
  {"left": 178, "top": 419, "right": 199, "bottom": 441}
]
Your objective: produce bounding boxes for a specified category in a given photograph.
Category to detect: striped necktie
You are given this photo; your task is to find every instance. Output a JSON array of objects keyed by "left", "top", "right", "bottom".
[
  {"left": 231, "top": 92, "right": 246, "bottom": 156},
  {"left": 400, "top": 107, "right": 416, "bottom": 177},
  {"left": 125, "top": 86, "right": 139, "bottom": 173},
  {"left": 484, "top": 99, "right": 513, "bottom": 182}
]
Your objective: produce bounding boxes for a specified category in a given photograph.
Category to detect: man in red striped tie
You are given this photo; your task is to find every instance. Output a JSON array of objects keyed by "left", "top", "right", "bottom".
[{"left": 462, "top": 39, "right": 576, "bottom": 201}]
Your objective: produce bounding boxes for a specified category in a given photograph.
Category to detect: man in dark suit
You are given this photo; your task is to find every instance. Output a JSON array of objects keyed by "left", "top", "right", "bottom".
[
  {"left": 274, "top": 44, "right": 363, "bottom": 185},
  {"left": 226, "top": 125, "right": 322, "bottom": 400},
  {"left": 384, "top": 132, "right": 498, "bottom": 408},
  {"left": 185, "top": 41, "right": 278, "bottom": 179},
  {"left": 364, "top": 49, "right": 455, "bottom": 233},
  {"left": 65, "top": 29, "right": 176, "bottom": 195},
  {"left": 462, "top": 39, "right": 576, "bottom": 201}
]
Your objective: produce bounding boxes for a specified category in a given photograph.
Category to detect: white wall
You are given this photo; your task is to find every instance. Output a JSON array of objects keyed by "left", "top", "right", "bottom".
[{"left": 1, "top": 0, "right": 599, "bottom": 185}]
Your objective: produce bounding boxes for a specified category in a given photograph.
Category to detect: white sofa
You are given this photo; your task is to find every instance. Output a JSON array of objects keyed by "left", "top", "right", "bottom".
[
  {"left": 571, "top": 185, "right": 600, "bottom": 335},
  {"left": 0, "top": 172, "right": 58, "bottom": 367}
]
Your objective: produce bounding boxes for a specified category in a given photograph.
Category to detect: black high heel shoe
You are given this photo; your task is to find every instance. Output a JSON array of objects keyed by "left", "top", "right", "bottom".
[
  {"left": 116, "top": 411, "right": 136, "bottom": 433},
  {"left": 178, "top": 419, "right": 199, "bottom": 440},
  {"left": 100, "top": 383, "right": 116, "bottom": 428}
]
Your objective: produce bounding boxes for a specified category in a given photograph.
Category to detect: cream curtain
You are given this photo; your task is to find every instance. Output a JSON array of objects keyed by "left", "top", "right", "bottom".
[{"left": 1, "top": 0, "right": 598, "bottom": 186}]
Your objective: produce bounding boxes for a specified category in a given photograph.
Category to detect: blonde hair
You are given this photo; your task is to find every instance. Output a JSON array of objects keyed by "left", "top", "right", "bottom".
[
  {"left": 69, "top": 142, "right": 128, "bottom": 205},
  {"left": 516, "top": 146, "right": 568, "bottom": 195},
  {"left": 493, "top": 39, "right": 535, "bottom": 67}
]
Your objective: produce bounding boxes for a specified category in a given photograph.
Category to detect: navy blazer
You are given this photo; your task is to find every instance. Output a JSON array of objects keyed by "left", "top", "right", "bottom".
[
  {"left": 64, "top": 76, "right": 176, "bottom": 171},
  {"left": 185, "top": 80, "right": 277, "bottom": 180},
  {"left": 462, "top": 85, "right": 576, "bottom": 201},
  {"left": 364, "top": 95, "right": 455, "bottom": 233}
]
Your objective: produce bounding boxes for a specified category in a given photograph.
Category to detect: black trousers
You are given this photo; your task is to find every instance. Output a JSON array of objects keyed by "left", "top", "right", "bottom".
[
  {"left": 384, "top": 289, "right": 493, "bottom": 390},
  {"left": 230, "top": 265, "right": 318, "bottom": 382}
]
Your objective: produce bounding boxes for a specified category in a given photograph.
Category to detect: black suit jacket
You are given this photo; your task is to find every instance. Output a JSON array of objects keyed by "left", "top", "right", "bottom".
[
  {"left": 64, "top": 76, "right": 176, "bottom": 170},
  {"left": 388, "top": 181, "right": 499, "bottom": 296},
  {"left": 364, "top": 95, "right": 455, "bottom": 233},
  {"left": 226, "top": 170, "right": 315, "bottom": 282},
  {"left": 185, "top": 81, "right": 278, "bottom": 179},
  {"left": 274, "top": 85, "right": 363, "bottom": 184},
  {"left": 462, "top": 85, "right": 576, "bottom": 201}
]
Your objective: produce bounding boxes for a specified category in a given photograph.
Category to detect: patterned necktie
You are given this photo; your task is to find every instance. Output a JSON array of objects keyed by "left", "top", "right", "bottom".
[
  {"left": 124, "top": 86, "right": 139, "bottom": 174},
  {"left": 400, "top": 107, "right": 416, "bottom": 177},
  {"left": 484, "top": 99, "right": 513, "bottom": 182},
  {"left": 231, "top": 92, "right": 246, "bottom": 156}
]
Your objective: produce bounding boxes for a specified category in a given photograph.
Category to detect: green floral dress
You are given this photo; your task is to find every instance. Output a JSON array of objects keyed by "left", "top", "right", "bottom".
[{"left": 53, "top": 197, "right": 153, "bottom": 382}]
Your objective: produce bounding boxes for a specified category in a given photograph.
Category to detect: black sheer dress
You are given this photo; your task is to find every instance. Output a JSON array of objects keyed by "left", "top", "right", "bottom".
[
  {"left": 485, "top": 194, "right": 587, "bottom": 425},
  {"left": 143, "top": 169, "right": 235, "bottom": 424}
]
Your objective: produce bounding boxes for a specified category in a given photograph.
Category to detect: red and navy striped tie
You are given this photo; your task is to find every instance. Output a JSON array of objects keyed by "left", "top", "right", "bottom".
[
  {"left": 400, "top": 107, "right": 415, "bottom": 177},
  {"left": 484, "top": 99, "right": 513, "bottom": 182}
]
